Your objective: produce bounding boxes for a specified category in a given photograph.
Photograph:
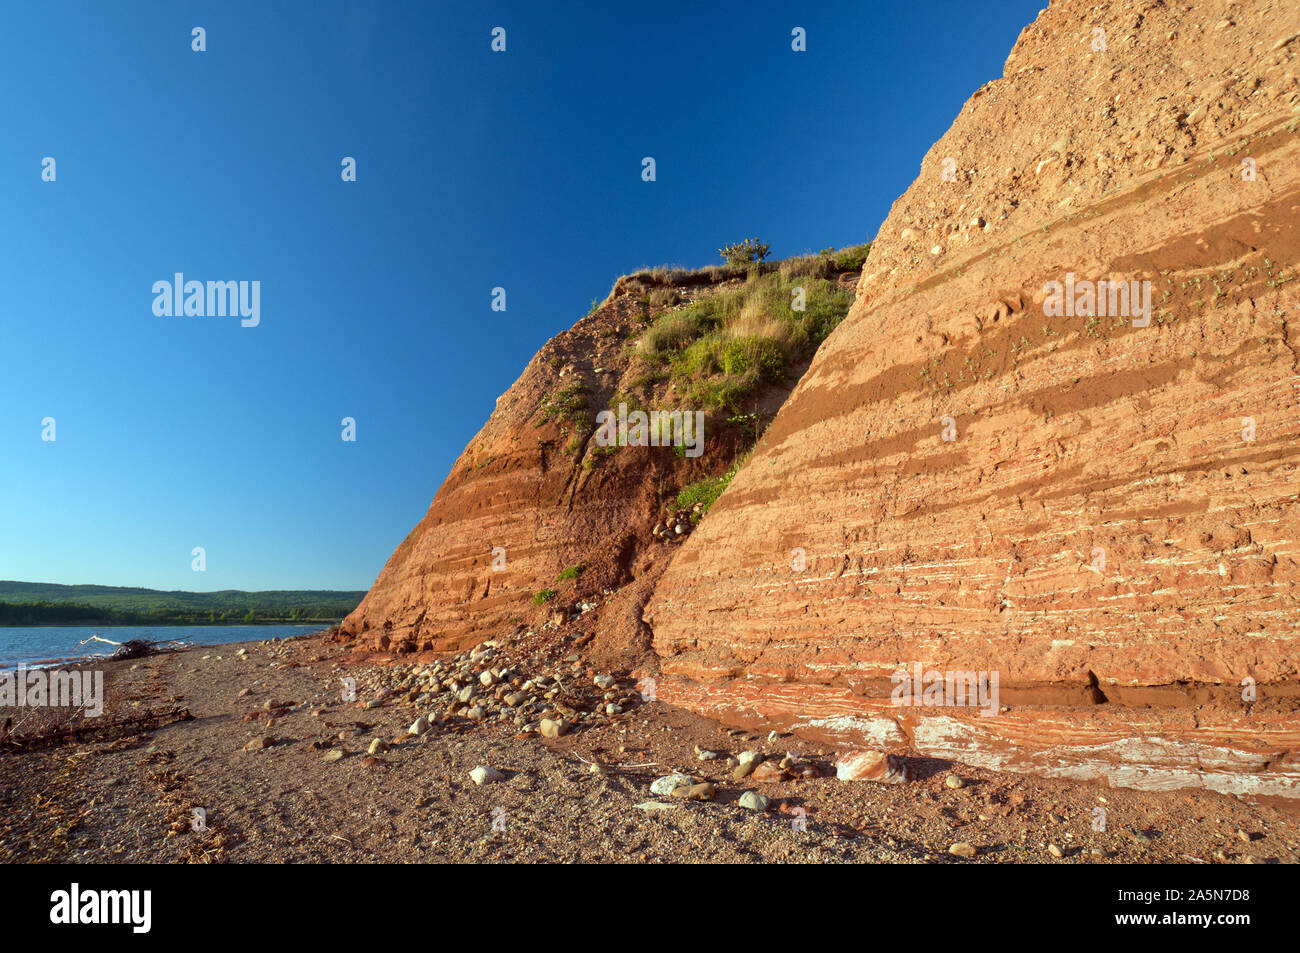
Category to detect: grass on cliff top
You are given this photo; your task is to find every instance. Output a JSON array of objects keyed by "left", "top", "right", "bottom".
[
  {"left": 619, "top": 242, "right": 870, "bottom": 289},
  {"left": 631, "top": 250, "right": 864, "bottom": 413}
]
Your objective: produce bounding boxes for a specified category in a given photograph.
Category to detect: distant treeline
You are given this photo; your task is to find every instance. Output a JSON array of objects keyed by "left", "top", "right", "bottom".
[
  {"left": 0, "top": 600, "right": 353, "bottom": 626},
  {"left": 0, "top": 580, "right": 366, "bottom": 614},
  {"left": 0, "top": 581, "right": 364, "bottom": 626}
]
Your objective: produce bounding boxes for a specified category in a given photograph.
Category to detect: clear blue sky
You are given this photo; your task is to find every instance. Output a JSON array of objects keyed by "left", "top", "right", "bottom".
[{"left": 0, "top": 0, "right": 1042, "bottom": 591}]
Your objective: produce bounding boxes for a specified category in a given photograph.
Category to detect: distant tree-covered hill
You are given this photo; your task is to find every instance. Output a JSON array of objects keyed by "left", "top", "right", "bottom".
[{"left": 0, "top": 581, "right": 365, "bottom": 626}]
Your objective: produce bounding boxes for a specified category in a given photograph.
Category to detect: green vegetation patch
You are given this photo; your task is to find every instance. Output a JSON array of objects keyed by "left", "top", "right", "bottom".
[
  {"left": 633, "top": 267, "right": 857, "bottom": 412},
  {"left": 536, "top": 381, "right": 591, "bottom": 430},
  {"left": 674, "top": 451, "right": 751, "bottom": 517}
]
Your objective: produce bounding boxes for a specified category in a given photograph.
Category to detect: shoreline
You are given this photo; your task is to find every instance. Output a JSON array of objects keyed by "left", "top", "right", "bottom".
[
  {"left": 0, "top": 624, "right": 329, "bottom": 672},
  {"left": 1, "top": 631, "right": 1296, "bottom": 863}
]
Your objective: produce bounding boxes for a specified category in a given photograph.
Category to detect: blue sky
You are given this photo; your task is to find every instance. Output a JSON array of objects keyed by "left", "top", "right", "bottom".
[{"left": 0, "top": 0, "right": 1042, "bottom": 591}]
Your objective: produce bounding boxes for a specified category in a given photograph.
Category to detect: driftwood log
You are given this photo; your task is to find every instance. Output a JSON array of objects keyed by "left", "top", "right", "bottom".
[
  {"left": 0, "top": 705, "right": 194, "bottom": 753},
  {"left": 77, "top": 634, "right": 188, "bottom": 659}
]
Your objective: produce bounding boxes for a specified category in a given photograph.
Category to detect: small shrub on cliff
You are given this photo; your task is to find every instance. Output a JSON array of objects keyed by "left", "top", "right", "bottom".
[
  {"left": 719, "top": 237, "right": 770, "bottom": 266},
  {"left": 532, "top": 589, "right": 557, "bottom": 605},
  {"left": 727, "top": 412, "right": 759, "bottom": 442},
  {"left": 558, "top": 565, "right": 583, "bottom": 580}
]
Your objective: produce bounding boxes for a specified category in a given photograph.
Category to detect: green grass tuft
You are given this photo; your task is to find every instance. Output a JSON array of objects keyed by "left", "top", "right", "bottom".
[
  {"left": 674, "top": 451, "right": 751, "bottom": 516},
  {"left": 633, "top": 268, "right": 856, "bottom": 412}
]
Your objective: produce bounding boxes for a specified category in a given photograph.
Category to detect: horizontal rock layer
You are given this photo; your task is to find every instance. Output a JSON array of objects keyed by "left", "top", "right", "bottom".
[
  {"left": 646, "top": 0, "right": 1300, "bottom": 796},
  {"left": 647, "top": 674, "right": 1300, "bottom": 799}
]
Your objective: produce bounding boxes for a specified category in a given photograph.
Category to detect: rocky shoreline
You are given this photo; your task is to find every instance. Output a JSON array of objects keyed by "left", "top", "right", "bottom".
[{"left": 1, "top": 631, "right": 1296, "bottom": 863}]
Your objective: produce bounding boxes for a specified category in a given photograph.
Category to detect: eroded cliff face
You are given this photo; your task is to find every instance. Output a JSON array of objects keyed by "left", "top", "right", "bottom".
[
  {"left": 341, "top": 263, "right": 860, "bottom": 661},
  {"left": 645, "top": 0, "right": 1300, "bottom": 798},
  {"left": 341, "top": 287, "right": 702, "bottom": 657}
]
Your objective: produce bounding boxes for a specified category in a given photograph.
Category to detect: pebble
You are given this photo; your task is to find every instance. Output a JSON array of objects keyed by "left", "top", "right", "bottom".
[
  {"left": 243, "top": 736, "right": 275, "bottom": 751},
  {"left": 469, "top": 765, "right": 505, "bottom": 785},
  {"left": 733, "top": 751, "right": 762, "bottom": 780},
  {"left": 945, "top": 774, "right": 964, "bottom": 789},
  {"left": 1048, "top": 843, "right": 1064, "bottom": 858},
  {"left": 949, "top": 842, "right": 977, "bottom": 859},
  {"left": 539, "top": 718, "right": 567, "bottom": 739},
  {"left": 594, "top": 674, "right": 615, "bottom": 690},
  {"left": 671, "top": 782, "right": 715, "bottom": 801},
  {"left": 650, "top": 773, "right": 694, "bottom": 796},
  {"left": 367, "top": 739, "right": 389, "bottom": 755},
  {"left": 739, "top": 791, "right": 770, "bottom": 811},
  {"left": 409, "top": 716, "right": 429, "bottom": 735},
  {"left": 835, "top": 750, "right": 909, "bottom": 784},
  {"left": 322, "top": 749, "right": 345, "bottom": 762}
]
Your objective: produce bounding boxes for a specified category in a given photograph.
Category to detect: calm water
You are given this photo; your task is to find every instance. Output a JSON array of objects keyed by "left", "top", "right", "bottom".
[{"left": 0, "top": 624, "right": 324, "bottom": 669}]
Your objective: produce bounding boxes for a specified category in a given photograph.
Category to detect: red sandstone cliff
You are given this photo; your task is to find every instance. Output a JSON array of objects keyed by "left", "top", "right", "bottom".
[{"left": 645, "top": 0, "right": 1300, "bottom": 798}]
